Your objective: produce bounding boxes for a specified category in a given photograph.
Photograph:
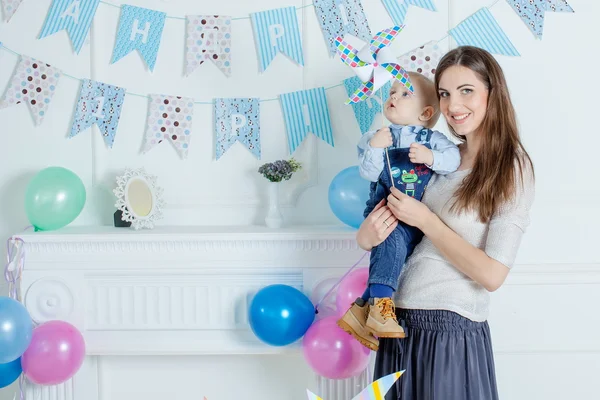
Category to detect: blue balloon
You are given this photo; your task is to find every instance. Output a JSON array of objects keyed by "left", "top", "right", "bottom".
[
  {"left": 0, "top": 357, "right": 22, "bottom": 388},
  {"left": 249, "top": 284, "right": 315, "bottom": 346},
  {"left": 0, "top": 297, "right": 33, "bottom": 364},
  {"left": 328, "top": 166, "right": 371, "bottom": 229}
]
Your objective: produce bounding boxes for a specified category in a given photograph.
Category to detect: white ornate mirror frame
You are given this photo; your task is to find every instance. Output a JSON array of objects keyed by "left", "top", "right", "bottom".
[{"left": 113, "top": 168, "right": 165, "bottom": 230}]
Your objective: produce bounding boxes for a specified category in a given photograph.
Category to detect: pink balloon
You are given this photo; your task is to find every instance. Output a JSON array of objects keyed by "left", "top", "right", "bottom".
[
  {"left": 22, "top": 321, "right": 85, "bottom": 385},
  {"left": 302, "top": 316, "right": 370, "bottom": 379},
  {"left": 335, "top": 267, "right": 368, "bottom": 315}
]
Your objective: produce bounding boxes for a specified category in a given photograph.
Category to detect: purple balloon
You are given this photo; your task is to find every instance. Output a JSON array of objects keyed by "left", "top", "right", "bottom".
[
  {"left": 22, "top": 321, "right": 85, "bottom": 385},
  {"left": 302, "top": 316, "right": 370, "bottom": 379},
  {"left": 335, "top": 267, "right": 368, "bottom": 315}
]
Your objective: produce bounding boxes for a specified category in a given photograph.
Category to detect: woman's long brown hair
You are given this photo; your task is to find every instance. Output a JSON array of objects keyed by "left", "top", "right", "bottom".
[{"left": 434, "top": 46, "right": 534, "bottom": 222}]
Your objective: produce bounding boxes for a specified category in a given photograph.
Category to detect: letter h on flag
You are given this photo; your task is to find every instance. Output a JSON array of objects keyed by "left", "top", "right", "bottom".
[
  {"left": 111, "top": 5, "right": 166, "bottom": 71},
  {"left": 280, "top": 88, "right": 334, "bottom": 154},
  {"left": 250, "top": 6, "right": 304, "bottom": 72},
  {"left": 39, "top": 0, "right": 101, "bottom": 54}
]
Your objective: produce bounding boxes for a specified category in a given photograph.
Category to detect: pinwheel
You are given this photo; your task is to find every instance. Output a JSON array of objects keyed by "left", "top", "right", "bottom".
[
  {"left": 335, "top": 26, "right": 412, "bottom": 104},
  {"left": 307, "top": 371, "right": 404, "bottom": 400}
]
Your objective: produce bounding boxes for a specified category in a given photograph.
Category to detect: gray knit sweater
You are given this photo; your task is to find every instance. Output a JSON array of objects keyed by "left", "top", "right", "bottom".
[{"left": 395, "top": 166, "right": 535, "bottom": 322}]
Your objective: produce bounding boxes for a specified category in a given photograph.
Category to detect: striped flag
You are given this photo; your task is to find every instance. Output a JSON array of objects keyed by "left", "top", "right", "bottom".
[
  {"left": 381, "top": 0, "right": 437, "bottom": 25},
  {"left": 250, "top": 6, "right": 304, "bottom": 72},
  {"left": 39, "top": 0, "right": 100, "bottom": 54},
  {"left": 449, "top": 8, "right": 519, "bottom": 56},
  {"left": 280, "top": 87, "right": 333, "bottom": 154}
]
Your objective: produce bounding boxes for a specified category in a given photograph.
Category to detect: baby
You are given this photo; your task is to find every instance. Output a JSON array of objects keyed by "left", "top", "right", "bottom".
[{"left": 338, "top": 72, "right": 460, "bottom": 351}]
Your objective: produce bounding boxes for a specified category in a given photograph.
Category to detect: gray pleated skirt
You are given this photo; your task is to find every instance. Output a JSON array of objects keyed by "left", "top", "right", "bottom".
[{"left": 374, "top": 309, "right": 499, "bottom": 400}]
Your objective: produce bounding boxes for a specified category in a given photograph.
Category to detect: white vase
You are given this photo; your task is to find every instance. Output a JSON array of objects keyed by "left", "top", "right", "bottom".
[{"left": 265, "top": 182, "right": 283, "bottom": 228}]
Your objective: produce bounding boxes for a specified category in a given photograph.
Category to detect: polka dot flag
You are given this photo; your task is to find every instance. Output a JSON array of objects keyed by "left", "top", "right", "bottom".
[
  {"left": 143, "top": 94, "right": 194, "bottom": 159},
  {"left": 0, "top": 55, "right": 62, "bottom": 125}
]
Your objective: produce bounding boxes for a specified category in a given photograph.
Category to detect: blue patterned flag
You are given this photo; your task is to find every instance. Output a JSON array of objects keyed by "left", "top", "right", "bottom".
[
  {"left": 69, "top": 79, "right": 125, "bottom": 148},
  {"left": 381, "top": 0, "right": 437, "bottom": 25},
  {"left": 313, "top": 0, "right": 371, "bottom": 55},
  {"left": 344, "top": 76, "right": 391, "bottom": 134},
  {"left": 250, "top": 6, "right": 304, "bottom": 72},
  {"left": 506, "top": 0, "right": 574, "bottom": 39},
  {"left": 111, "top": 5, "right": 166, "bottom": 72},
  {"left": 449, "top": 8, "right": 519, "bottom": 56},
  {"left": 280, "top": 87, "right": 334, "bottom": 154},
  {"left": 39, "top": 0, "right": 100, "bottom": 54},
  {"left": 214, "top": 98, "right": 261, "bottom": 160}
]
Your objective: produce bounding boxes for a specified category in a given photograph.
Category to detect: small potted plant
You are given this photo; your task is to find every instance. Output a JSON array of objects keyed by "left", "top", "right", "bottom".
[{"left": 258, "top": 158, "right": 302, "bottom": 228}]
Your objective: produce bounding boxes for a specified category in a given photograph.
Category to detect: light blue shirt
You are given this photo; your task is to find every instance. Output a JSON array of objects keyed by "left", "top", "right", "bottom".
[{"left": 357, "top": 124, "right": 461, "bottom": 182}]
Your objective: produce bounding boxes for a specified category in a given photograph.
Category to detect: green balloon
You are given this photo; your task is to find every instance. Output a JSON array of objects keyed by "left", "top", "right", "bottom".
[{"left": 25, "top": 167, "right": 86, "bottom": 231}]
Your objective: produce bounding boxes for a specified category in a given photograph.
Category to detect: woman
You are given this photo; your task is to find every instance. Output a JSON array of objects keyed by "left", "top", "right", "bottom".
[{"left": 357, "top": 46, "right": 535, "bottom": 399}]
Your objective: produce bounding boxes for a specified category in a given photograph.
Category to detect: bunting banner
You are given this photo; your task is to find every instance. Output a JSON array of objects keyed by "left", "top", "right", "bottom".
[
  {"left": 111, "top": 5, "right": 166, "bottom": 72},
  {"left": 0, "top": 55, "right": 62, "bottom": 125},
  {"left": 506, "top": 0, "right": 574, "bottom": 39},
  {"left": 250, "top": 6, "right": 304, "bottom": 72},
  {"left": 185, "top": 15, "right": 232, "bottom": 77},
  {"left": 313, "top": 0, "right": 371, "bottom": 55},
  {"left": 143, "top": 95, "right": 194, "bottom": 159},
  {"left": 280, "top": 87, "right": 334, "bottom": 154},
  {"left": 39, "top": 0, "right": 101, "bottom": 54},
  {"left": 344, "top": 76, "right": 391, "bottom": 134},
  {"left": 69, "top": 79, "right": 125, "bottom": 148},
  {"left": 449, "top": 8, "right": 519, "bottom": 57},
  {"left": 398, "top": 40, "right": 445, "bottom": 79},
  {"left": 214, "top": 98, "right": 261, "bottom": 160},
  {"left": 381, "top": 0, "right": 437, "bottom": 25},
  {"left": 1, "top": 0, "right": 23, "bottom": 21}
]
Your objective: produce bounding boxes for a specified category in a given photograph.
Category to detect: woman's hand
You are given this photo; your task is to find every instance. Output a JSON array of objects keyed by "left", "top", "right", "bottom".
[
  {"left": 386, "top": 187, "right": 434, "bottom": 231},
  {"left": 356, "top": 200, "right": 399, "bottom": 251}
]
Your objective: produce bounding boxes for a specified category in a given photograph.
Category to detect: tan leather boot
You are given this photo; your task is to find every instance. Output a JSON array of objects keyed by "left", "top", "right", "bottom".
[
  {"left": 366, "top": 297, "right": 406, "bottom": 339},
  {"left": 337, "top": 299, "right": 379, "bottom": 351}
]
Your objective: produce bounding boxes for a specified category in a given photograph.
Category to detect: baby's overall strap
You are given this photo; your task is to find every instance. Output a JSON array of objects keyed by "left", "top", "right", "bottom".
[{"left": 416, "top": 128, "right": 433, "bottom": 149}]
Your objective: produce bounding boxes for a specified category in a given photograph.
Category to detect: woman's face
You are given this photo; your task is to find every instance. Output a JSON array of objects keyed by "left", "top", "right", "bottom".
[{"left": 437, "top": 65, "right": 489, "bottom": 137}]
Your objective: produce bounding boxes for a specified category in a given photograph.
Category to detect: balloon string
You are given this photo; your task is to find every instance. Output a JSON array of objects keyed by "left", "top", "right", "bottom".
[
  {"left": 381, "top": 86, "right": 395, "bottom": 188},
  {"left": 314, "top": 251, "right": 369, "bottom": 313}
]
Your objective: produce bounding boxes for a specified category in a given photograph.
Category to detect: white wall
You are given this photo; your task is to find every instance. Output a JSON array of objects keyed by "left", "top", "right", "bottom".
[{"left": 1, "top": 0, "right": 598, "bottom": 399}]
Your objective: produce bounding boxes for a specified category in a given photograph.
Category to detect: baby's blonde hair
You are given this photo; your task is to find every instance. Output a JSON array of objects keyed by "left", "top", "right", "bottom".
[{"left": 407, "top": 71, "right": 441, "bottom": 128}]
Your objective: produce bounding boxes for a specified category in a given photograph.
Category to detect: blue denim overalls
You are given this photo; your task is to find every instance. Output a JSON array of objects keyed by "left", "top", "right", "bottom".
[{"left": 364, "top": 128, "right": 434, "bottom": 289}]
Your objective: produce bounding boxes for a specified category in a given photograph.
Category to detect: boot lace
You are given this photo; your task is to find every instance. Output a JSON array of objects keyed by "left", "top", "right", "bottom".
[{"left": 376, "top": 298, "right": 397, "bottom": 322}]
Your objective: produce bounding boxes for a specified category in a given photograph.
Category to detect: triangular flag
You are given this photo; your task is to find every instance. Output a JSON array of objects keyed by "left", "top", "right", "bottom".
[
  {"left": 111, "top": 5, "right": 166, "bottom": 71},
  {"left": 250, "top": 6, "right": 304, "bottom": 72},
  {"left": 449, "top": 8, "right": 519, "bottom": 56},
  {"left": 39, "top": 0, "right": 101, "bottom": 54},
  {"left": 185, "top": 15, "right": 232, "bottom": 77},
  {"left": 0, "top": 55, "right": 62, "bottom": 125},
  {"left": 506, "top": 0, "right": 574, "bottom": 38},
  {"left": 69, "top": 79, "right": 125, "bottom": 148},
  {"left": 381, "top": 0, "right": 437, "bottom": 25},
  {"left": 143, "top": 95, "right": 194, "bottom": 159},
  {"left": 313, "top": 0, "right": 371, "bottom": 55},
  {"left": 214, "top": 98, "right": 261, "bottom": 160},
  {"left": 1, "top": 0, "right": 24, "bottom": 21},
  {"left": 280, "top": 87, "right": 334, "bottom": 154},
  {"left": 398, "top": 40, "right": 446, "bottom": 80}
]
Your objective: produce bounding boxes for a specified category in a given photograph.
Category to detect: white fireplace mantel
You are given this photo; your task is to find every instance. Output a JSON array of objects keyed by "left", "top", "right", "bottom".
[{"left": 14, "top": 225, "right": 371, "bottom": 400}]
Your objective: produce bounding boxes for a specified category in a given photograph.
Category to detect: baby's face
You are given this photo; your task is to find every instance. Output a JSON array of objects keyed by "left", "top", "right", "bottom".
[{"left": 383, "top": 81, "right": 425, "bottom": 126}]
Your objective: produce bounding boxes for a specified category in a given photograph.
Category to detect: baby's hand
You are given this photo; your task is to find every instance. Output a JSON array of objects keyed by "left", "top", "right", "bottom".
[
  {"left": 370, "top": 128, "right": 393, "bottom": 148},
  {"left": 409, "top": 143, "right": 434, "bottom": 165}
]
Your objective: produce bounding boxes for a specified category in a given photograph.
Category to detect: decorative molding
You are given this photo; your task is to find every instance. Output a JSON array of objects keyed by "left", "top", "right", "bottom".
[
  {"left": 25, "top": 277, "right": 75, "bottom": 323},
  {"left": 85, "top": 272, "right": 303, "bottom": 330}
]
